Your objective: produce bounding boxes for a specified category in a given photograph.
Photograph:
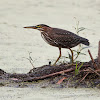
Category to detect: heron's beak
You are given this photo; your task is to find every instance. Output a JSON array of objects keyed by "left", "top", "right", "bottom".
[{"left": 24, "top": 26, "right": 37, "bottom": 29}]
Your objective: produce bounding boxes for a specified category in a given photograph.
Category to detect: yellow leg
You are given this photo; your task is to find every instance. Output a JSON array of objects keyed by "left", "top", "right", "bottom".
[
  {"left": 69, "top": 48, "right": 74, "bottom": 64},
  {"left": 53, "top": 48, "right": 61, "bottom": 66}
]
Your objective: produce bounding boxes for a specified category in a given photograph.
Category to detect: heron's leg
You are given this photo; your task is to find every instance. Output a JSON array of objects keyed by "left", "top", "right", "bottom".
[
  {"left": 53, "top": 48, "right": 61, "bottom": 66},
  {"left": 69, "top": 48, "right": 74, "bottom": 64}
]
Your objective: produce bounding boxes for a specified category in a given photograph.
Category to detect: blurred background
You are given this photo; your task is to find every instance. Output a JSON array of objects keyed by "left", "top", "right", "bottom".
[{"left": 0, "top": 0, "right": 100, "bottom": 73}]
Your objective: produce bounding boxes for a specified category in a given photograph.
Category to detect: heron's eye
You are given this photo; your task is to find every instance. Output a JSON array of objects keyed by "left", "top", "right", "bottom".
[{"left": 36, "top": 25, "right": 41, "bottom": 28}]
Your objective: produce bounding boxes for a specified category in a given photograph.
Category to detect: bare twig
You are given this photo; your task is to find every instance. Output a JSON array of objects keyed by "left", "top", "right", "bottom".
[
  {"left": 96, "top": 69, "right": 100, "bottom": 72},
  {"left": 98, "top": 41, "right": 100, "bottom": 69},
  {"left": 88, "top": 67, "right": 100, "bottom": 77},
  {"left": 26, "top": 52, "right": 35, "bottom": 68},
  {"left": 56, "top": 77, "right": 67, "bottom": 84},
  {"left": 88, "top": 49, "right": 97, "bottom": 69},
  {"left": 27, "top": 58, "right": 35, "bottom": 68},
  {"left": 80, "top": 69, "right": 100, "bottom": 73},
  {"left": 80, "top": 72, "right": 89, "bottom": 82},
  {"left": 88, "top": 49, "right": 94, "bottom": 63}
]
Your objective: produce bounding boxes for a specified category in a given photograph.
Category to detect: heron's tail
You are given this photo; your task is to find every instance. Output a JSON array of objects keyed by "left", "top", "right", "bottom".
[{"left": 81, "top": 38, "right": 90, "bottom": 46}]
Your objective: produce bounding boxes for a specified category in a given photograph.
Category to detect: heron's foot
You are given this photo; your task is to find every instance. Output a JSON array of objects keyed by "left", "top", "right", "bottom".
[
  {"left": 29, "top": 68, "right": 36, "bottom": 73},
  {"left": 52, "top": 62, "right": 57, "bottom": 66},
  {"left": 48, "top": 61, "right": 56, "bottom": 66}
]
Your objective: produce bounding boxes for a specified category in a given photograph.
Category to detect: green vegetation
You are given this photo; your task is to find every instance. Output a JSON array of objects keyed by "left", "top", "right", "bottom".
[
  {"left": 73, "top": 18, "right": 86, "bottom": 62},
  {"left": 75, "top": 62, "right": 84, "bottom": 75}
]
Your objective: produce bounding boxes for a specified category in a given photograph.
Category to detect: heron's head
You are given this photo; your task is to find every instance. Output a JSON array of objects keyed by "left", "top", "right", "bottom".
[{"left": 24, "top": 24, "right": 50, "bottom": 32}]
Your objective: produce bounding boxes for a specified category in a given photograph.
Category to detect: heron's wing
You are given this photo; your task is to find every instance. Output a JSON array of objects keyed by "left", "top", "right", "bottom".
[{"left": 52, "top": 28, "right": 81, "bottom": 47}]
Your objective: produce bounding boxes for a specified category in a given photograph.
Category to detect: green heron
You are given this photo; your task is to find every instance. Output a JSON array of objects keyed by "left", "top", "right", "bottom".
[{"left": 24, "top": 24, "right": 89, "bottom": 65}]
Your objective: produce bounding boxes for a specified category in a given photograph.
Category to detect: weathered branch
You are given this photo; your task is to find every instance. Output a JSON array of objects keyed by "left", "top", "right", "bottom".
[
  {"left": 88, "top": 49, "right": 97, "bottom": 69},
  {"left": 88, "top": 49, "right": 95, "bottom": 63},
  {"left": 21, "top": 67, "right": 75, "bottom": 82},
  {"left": 98, "top": 41, "right": 100, "bottom": 69},
  {"left": 80, "top": 72, "right": 89, "bottom": 82},
  {"left": 88, "top": 67, "right": 100, "bottom": 77}
]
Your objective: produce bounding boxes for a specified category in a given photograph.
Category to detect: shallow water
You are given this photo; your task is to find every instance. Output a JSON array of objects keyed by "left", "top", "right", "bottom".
[
  {"left": 0, "top": 87, "right": 100, "bottom": 100},
  {"left": 0, "top": 0, "right": 100, "bottom": 73},
  {"left": 0, "top": 0, "right": 100, "bottom": 99}
]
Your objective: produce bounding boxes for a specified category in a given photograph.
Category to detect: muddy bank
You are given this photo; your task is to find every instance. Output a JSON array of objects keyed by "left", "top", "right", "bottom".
[
  {"left": 0, "top": 42, "right": 100, "bottom": 88},
  {"left": 0, "top": 57, "right": 100, "bottom": 88}
]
